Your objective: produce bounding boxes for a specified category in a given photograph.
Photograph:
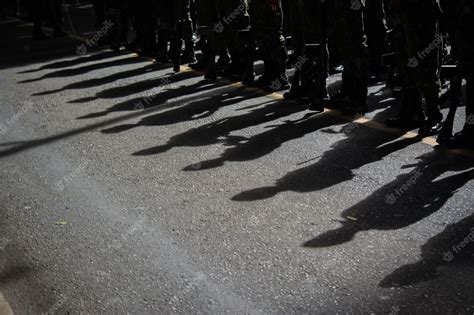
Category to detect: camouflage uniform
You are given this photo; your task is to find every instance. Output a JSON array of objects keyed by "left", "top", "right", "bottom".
[
  {"left": 441, "top": 0, "right": 474, "bottom": 143},
  {"left": 215, "top": 0, "right": 252, "bottom": 80},
  {"left": 156, "top": 0, "right": 195, "bottom": 65},
  {"left": 194, "top": 0, "right": 220, "bottom": 77},
  {"left": 248, "top": 0, "right": 288, "bottom": 88},
  {"left": 195, "top": 0, "right": 218, "bottom": 27},
  {"left": 285, "top": 0, "right": 328, "bottom": 109},
  {"left": 364, "top": 0, "right": 387, "bottom": 77},
  {"left": 397, "top": 0, "right": 444, "bottom": 131},
  {"left": 135, "top": 0, "right": 157, "bottom": 54},
  {"left": 384, "top": 0, "right": 424, "bottom": 123},
  {"left": 332, "top": 0, "right": 369, "bottom": 112}
]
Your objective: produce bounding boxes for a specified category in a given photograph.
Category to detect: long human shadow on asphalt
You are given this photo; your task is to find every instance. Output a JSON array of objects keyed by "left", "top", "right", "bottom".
[
  {"left": 17, "top": 50, "right": 128, "bottom": 74},
  {"left": 0, "top": 89, "right": 213, "bottom": 158},
  {"left": 231, "top": 124, "right": 420, "bottom": 202},
  {"left": 33, "top": 62, "right": 172, "bottom": 96},
  {"left": 182, "top": 111, "right": 346, "bottom": 172},
  {"left": 181, "top": 90, "right": 399, "bottom": 173},
  {"left": 71, "top": 70, "right": 202, "bottom": 105},
  {"left": 101, "top": 88, "right": 263, "bottom": 134},
  {"left": 380, "top": 212, "right": 474, "bottom": 288},
  {"left": 76, "top": 75, "right": 220, "bottom": 119},
  {"left": 18, "top": 55, "right": 145, "bottom": 83},
  {"left": 302, "top": 151, "right": 474, "bottom": 248},
  {"left": 131, "top": 99, "right": 307, "bottom": 156}
]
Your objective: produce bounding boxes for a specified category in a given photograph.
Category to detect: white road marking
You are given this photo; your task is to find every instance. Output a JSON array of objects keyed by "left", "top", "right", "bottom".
[{"left": 0, "top": 293, "right": 13, "bottom": 315}]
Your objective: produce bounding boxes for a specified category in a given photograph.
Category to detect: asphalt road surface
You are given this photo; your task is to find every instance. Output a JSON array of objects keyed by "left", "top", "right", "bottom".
[{"left": 1, "top": 7, "right": 473, "bottom": 315}]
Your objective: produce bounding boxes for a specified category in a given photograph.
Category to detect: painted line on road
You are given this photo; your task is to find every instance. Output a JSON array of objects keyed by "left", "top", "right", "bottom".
[
  {"left": 0, "top": 293, "right": 14, "bottom": 315},
  {"left": 126, "top": 54, "right": 474, "bottom": 158},
  {"left": 18, "top": 19, "right": 472, "bottom": 158}
]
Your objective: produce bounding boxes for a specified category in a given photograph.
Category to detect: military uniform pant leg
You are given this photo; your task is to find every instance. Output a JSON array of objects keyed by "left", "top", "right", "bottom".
[{"left": 334, "top": 0, "right": 369, "bottom": 105}]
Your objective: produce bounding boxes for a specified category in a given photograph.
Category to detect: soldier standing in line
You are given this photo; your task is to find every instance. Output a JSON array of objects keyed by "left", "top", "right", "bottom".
[
  {"left": 156, "top": 0, "right": 195, "bottom": 66},
  {"left": 442, "top": 0, "right": 474, "bottom": 147},
  {"left": 248, "top": 0, "right": 289, "bottom": 91},
  {"left": 28, "top": 0, "right": 65, "bottom": 40},
  {"left": 92, "top": 0, "right": 106, "bottom": 27},
  {"left": 135, "top": 0, "right": 157, "bottom": 56},
  {"left": 332, "top": 0, "right": 370, "bottom": 115},
  {"left": 181, "top": 0, "right": 197, "bottom": 64},
  {"left": 384, "top": 0, "right": 424, "bottom": 128},
  {"left": 215, "top": 0, "right": 251, "bottom": 82},
  {"left": 193, "top": 0, "right": 219, "bottom": 78},
  {"left": 284, "top": 0, "right": 306, "bottom": 100},
  {"left": 385, "top": 0, "right": 444, "bottom": 135},
  {"left": 284, "top": 0, "right": 329, "bottom": 112},
  {"left": 364, "top": 0, "right": 388, "bottom": 82}
]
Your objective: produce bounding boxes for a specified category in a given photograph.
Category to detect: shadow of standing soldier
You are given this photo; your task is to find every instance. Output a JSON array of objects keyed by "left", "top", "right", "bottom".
[
  {"left": 303, "top": 151, "right": 474, "bottom": 248},
  {"left": 380, "top": 213, "right": 474, "bottom": 288}
]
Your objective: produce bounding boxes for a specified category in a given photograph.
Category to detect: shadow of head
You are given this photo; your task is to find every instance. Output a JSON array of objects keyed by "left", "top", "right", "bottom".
[
  {"left": 231, "top": 186, "right": 281, "bottom": 202},
  {"left": 380, "top": 214, "right": 474, "bottom": 288},
  {"left": 303, "top": 222, "right": 359, "bottom": 248},
  {"left": 0, "top": 265, "right": 33, "bottom": 285}
]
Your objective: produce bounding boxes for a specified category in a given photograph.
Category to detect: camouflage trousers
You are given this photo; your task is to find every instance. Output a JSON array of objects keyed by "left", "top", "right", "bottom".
[
  {"left": 250, "top": 0, "right": 288, "bottom": 77},
  {"left": 454, "top": 0, "right": 474, "bottom": 119},
  {"left": 333, "top": 0, "right": 369, "bottom": 105},
  {"left": 397, "top": 10, "right": 442, "bottom": 121}
]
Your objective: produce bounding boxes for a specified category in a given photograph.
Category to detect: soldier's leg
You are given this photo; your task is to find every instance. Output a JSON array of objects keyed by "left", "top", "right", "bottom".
[
  {"left": 365, "top": 0, "right": 387, "bottom": 79},
  {"left": 182, "top": 2, "right": 196, "bottom": 63},
  {"left": 333, "top": 0, "right": 368, "bottom": 113},
  {"left": 240, "top": 29, "right": 256, "bottom": 85},
  {"left": 338, "top": 1, "right": 369, "bottom": 114},
  {"left": 405, "top": 17, "right": 443, "bottom": 135},
  {"left": 450, "top": 2, "right": 474, "bottom": 147},
  {"left": 269, "top": 31, "right": 289, "bottom": 90},
  {"left": 92, "top": 0, "right": 106, "bottom": 26},
  {"left": 466, "top": 76, "right": 474, "bottom": 125},
  {"left": 222, "top": 30, "right": 241, "bottom": 78},
  {"left": 29, "top": 0, "right": 47, "bottom": 39},
  {"left": 284, "top": 0, "right": 305, "bottom": 99},
  {"left": 385, "top": 21, "right": 424, "bottom": 127}
]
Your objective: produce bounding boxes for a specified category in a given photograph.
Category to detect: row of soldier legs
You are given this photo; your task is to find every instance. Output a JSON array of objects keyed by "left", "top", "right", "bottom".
[{"left": 91, "top": 0, "right": 473, "bottom": 147}]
